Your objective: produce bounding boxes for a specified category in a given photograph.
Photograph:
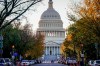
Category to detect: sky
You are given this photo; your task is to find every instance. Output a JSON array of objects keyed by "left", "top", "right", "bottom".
[{"left": 22, "top": 0, "right": 80, "bottom": 31}]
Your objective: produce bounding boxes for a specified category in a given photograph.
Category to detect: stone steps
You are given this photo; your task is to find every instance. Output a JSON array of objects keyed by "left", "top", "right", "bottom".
[{"left": 44, "top": 55, "right": 57, "bottom": 61}]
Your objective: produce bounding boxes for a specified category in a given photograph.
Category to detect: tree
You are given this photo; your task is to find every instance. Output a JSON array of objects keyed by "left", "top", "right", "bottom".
[
  {"left": 0, "top": 0, "right": 42, "bottom": 30},
  {"left": 2, "top": 24, "right": 21, "bottom": 58},
  {"left": 26, "top": 33, "right": 44, "bottom": 59},
  {"left": 2, "top": 23, "right": 45, "bottom": 59},
  {"left": 79, "top": 0, "right": 100, "bottom": 20},
  {"left": 13, "top": 23, "right": 45, "bottom": 59},
  {"left": 64, "top": 0, "right": 100, "bottom": 60},
  {"left": 79, "top": 0, "right": 100, "bottom": 59},
  {"left": 79, "top": 0, "right": 100, "bottom": 43}
]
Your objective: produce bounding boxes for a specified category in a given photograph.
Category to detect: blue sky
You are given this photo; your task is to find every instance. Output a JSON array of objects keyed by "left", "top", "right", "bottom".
[{"left": 22, "top": 0, "right": 80, "bottom": 31}]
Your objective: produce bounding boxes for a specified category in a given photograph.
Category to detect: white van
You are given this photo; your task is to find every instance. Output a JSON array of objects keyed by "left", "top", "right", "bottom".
[{"left": 93, "top": 60, "right": 100, "bottom": 66}]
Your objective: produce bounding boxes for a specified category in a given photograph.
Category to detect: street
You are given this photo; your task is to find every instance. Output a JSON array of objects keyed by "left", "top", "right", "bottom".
[{"left": 32, "top": 63, "right": 67, "bottom": 66}]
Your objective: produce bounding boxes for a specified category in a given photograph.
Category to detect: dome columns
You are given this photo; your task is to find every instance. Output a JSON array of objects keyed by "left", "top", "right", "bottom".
[{"left": 37, "top": 31, "right": 65, "bottom": 38}]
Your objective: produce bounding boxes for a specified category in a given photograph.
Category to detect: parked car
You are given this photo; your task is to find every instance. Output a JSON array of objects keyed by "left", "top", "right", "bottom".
[
  {"left": 34, "top": 60, "right": 42, "bottom": 64},
  {"left": 88, "top": 60, "right": 94, "bottom": 66},
  {"left": 67, "top": 58, "right": 77, "bottom": 65},
  {"left": 21, "top": 60, "right": 30, "bottom": 66},
  {"left": 93, "top": 60, "right": 100, "bottom": 66},
  {"left": 5, "top": 58, "right": 13, "bottom": 66},
  {"left": 0, "top": 58, "right": 7, "bottom": 66},
  {"left": 29, "top": 60, "right": 35, "bottom": 65}
]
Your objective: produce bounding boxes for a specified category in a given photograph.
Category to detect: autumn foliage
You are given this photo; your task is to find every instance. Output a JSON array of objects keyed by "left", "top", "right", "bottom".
[{"left": 63, "top": 0, "right": 100, "bottom": 60}]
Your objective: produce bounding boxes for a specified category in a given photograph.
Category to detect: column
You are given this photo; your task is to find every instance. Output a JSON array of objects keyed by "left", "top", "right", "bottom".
[
  {"left": 58, "top": 46, "right": 60, "bottom": 54},
  {"left": 49, "top": 46, "right": 50, "bottom": 55},
  {"left": 61, "top": 31, "right": 62, "bottom": 37},
  {"left": 59, "top": 31, "right": 61, "bottom": 37},
  {"left": 52, "top": 47, "right": 54, "bottom": 55},
  {"left": 46, "top": 31, "right": 48, "bottom": 37},
  {"left": 45, "top": 47, "right": 46, "bottom": 55},
  {"left": 58, "top": 31, "right": 59, "bottom": 37},
  {"left": 45, "top": 31, "right": 48, "bottom": 36},
  {"left": 47, "top": 47, "right": 49, "bottom": 55},
  {"left": 53, "top": 47, "right": 54, "bottom": 55},
  {"left": 58, "top": 46, "right": 59, "bottom": 55},
  {"left": 55, "top": 31, "right": 57, "bottom": 37},
  {"left": 54, "top": 46, "right": 55, "bottom": 55},
  {"left": 59, "top": 32, "right": 60, "bottom": 37},
  {"left": 56, "top": 31, "right": 58, "bottom": 37},
  {"left": 61, "top": 31, "right": 63, "bottom": 37},
  {"left": 51, "top": 47, "right": 52, "bottom": 55},
  {"left": 57, "top": 46, "right": 58, "bottom": 55},
  {"left": 44, "top": 31, "right": 45, "bottom": 36},
  {"left": 57, "top": 32, "right": 58, "bottom": 37},
  {"left": 56, "top": 31, "right": 57, "bottom": 37},
  {"left": 55, "top": 46, "right": 57, "bottom": 55},
  {"left": 63, "top": 31, "right": 65, "bottom": 37},
  {"left": 54, "top": 31, "right": 55, "bottom": 37},
  {"left": 46, "top": 47, "right": 47, "bottom": 55}
]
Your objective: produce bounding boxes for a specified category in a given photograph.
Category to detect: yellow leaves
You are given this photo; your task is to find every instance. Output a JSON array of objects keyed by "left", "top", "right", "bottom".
[
  {"left": 84, "top": 0, "right": 91, "bottom": 6},
  {"left": 60, "top": 44, "right": 66, "bottom": 55},
  {"left": 80, "top": 0, "right": 100, "bottom": 20},
  {"left": 67, "top": 34, "right": 73, "bottom": 41}
]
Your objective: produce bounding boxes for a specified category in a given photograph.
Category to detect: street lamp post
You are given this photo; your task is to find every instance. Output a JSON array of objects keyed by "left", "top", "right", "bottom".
[
  {"left": 12, "top": 45, "right": 15, "bottom": 65},
  {"left": 95, "top": 43, "right": 98, "bottom": 59},
  {"left": 0, "top": 34, "right": 3, "bottom": 58},
  {"left": 73, "top": 44, "right": 76, "bottom": 58},
  {"left": 80, "top": 44, "right": 84, "bottom": 66}
]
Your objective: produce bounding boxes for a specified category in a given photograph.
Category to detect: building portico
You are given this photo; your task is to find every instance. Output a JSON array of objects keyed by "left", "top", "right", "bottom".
[{"left": 45, "top": 41, "right": 60, "bottom": 55}]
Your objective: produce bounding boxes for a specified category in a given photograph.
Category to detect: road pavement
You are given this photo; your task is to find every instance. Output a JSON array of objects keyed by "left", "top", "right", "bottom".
[{"left": 32, "top": 63, "right": 67, "bottom": 66}]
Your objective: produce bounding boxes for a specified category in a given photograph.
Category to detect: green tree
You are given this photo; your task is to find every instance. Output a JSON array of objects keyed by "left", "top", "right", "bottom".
[
  {"left": 2, "top": 24, "right": 21, "bottom": 58},
  {"left": 2, "top": 23, "right": 45, "bottom": 59}
]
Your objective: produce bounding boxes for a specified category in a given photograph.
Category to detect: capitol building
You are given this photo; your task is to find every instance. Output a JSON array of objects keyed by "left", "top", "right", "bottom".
[{"left": 37, "top": 0, "right": 65, "bottom": 60}]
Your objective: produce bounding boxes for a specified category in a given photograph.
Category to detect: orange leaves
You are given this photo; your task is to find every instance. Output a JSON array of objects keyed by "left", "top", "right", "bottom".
[
  {"left": 84, "top": 0, "right": 91, "bottom": 6},
  {"left": 80, "top": 0, "right": 100, "bottom": 20},
  {"left": 67, "top": 34, "right": 73, "bottom": 41}
]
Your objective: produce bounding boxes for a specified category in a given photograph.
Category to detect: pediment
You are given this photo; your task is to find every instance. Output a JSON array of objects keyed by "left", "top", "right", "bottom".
[{"left": 45, "top": 41, "right": 61, "bottom": 46}]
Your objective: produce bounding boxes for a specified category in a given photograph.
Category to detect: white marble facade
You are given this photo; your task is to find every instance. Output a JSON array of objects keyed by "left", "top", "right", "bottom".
[{"left": 37, "top": 0, "right": 65, "bottom": 60}]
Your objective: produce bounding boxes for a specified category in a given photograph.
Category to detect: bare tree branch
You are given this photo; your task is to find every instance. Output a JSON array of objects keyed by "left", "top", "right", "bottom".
[{"left": 0, "top": 0, "right": 42, "bottom": 30}]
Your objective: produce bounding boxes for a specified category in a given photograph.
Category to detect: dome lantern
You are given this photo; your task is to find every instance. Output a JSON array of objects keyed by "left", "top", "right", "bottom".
[{"left": 48, "top": 0, "right": 53, "bottom": 8}]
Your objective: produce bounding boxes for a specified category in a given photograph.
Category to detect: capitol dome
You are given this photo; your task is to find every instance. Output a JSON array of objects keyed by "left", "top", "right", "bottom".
[
  {"left": 40, "top": 0, "right": 61, "bottom": 19},
  {"left": 41, "top": 8, "right": 61, "bottom": 19},
  {"left": 38, "top": 0, "right": 64, "bottom": 29}
]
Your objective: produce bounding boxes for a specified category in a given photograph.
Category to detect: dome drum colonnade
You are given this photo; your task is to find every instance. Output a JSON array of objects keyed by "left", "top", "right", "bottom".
[{"left": 37, "top": 0, "right": 65, "bottom": 60}]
